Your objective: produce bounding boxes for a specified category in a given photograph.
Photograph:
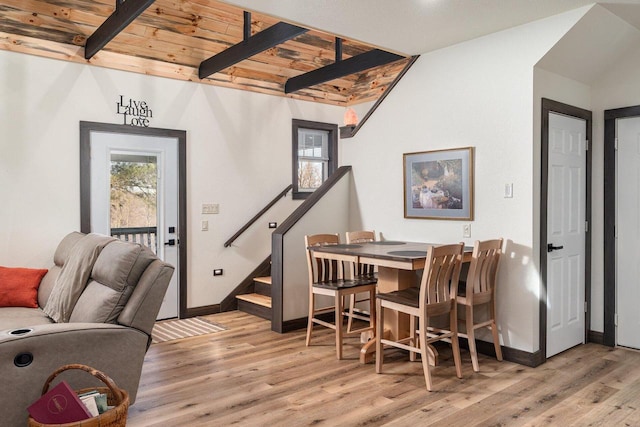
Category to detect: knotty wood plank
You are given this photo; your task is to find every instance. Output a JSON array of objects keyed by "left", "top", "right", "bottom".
[{"left": 0, "top": 0, "right": 407, "bottom": 107}]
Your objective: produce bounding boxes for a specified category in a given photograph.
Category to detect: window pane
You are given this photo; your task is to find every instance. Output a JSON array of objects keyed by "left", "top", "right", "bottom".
[
  {"left": 292, "top": 120, "right": 336, "bottom": 200},
  {"left": 110, "top": 159, "right": 157, "bottom": 229},
  {"left": 298, "top": 129, "right": 329, "bottom": 160},
  {"left": 298, "top": 160, "right": 324, "bottom": 191}
]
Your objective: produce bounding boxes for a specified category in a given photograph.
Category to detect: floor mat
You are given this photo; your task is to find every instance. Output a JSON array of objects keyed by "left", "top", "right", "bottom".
[{"left": 151, "top": 317, "right": 227, "bottom": 344}]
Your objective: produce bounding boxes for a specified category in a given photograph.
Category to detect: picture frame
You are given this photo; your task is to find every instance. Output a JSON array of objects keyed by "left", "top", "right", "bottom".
[{"left": 403, "top": 147, "right": 474, "bottom": 220}]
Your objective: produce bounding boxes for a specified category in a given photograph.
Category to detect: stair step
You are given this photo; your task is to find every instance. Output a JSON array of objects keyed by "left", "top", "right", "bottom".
[
  {"left": 253, "top": 276, "right": 271, "bottom": 285},
  {"left": 236, "top": 293, "right": 272, "bottom": 308},
  {"left": 254, "top": 276, "right": 271, "bottom": 297}
]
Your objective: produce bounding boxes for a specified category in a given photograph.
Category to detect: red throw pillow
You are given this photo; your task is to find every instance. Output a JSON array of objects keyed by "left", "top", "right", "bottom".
[{"left": 0, "top": 266, "right": 48, "bottom": 308}]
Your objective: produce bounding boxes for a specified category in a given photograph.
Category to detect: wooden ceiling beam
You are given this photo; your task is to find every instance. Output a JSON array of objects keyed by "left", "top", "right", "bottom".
[
  {"left": 85, "top": 0, "right": 155, "bottom": 59},
  {"left": 284, "top": 49, "right": 405, "bottom": 94},
  {"left": 199, "top": 20, "right": 307, "bottom": 79}
]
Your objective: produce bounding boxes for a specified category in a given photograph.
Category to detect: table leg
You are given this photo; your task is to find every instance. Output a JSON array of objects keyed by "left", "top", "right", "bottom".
[
  {"left": 377, "top": 266, "right": 416, "bottom": 341},
  {"left": 359, "top": 266, "right": 418, "bottom": 364}
]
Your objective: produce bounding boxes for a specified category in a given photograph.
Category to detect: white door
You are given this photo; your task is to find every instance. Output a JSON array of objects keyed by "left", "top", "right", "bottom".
[
  {"left": 89, "top": 131, "right": 179, "bottom": 320},
  {"left": 616, "top": 116, "right": 640, "bottom": 349},
  {"left": 546, "top": 112, "right": 586, "bottom": 357}
]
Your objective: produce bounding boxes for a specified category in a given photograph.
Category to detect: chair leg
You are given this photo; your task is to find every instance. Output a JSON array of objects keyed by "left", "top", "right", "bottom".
[
  {"left": 450, "top": 309, "right": 463, "bottom": 379},
  {"left": 466, "top": 304, "right": 480, "bottom": 372},
  {"left": 409, "top": 315, "right": 417, "bottom": 362},
  {"left": 490, "top": 320, "right": 503, "bottom": 361},
  {"left": 335, "top": 293, "right": 344, "bottom": 360},
  {"left": 347, "top": 294, "right": 355, "bottom": 333},
  {"left": 418, "top": 315, "right": 432, "bottom": 391},
  {"left": 306, "top": 292, "right": 315, "bottom": 347},
  {"left": 490, "top": 300, "right": 503, "bottom": 361},
  {"left": 375, "top": 299, "right": 384, "bottom": 374}
]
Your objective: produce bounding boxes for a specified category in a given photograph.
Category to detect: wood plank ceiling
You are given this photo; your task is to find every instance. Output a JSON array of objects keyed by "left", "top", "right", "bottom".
[{"left": 0, "top": 0, "right": 413, "bottom": 106}]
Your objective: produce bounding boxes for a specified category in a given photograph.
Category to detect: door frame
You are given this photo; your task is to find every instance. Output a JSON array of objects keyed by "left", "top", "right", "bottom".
[
  {"left": 540, "top": 98, "right": 592, "bottom": 361},
  {"left": 79, "top": 121, "right": 188, "bottom": 318},
  {"left": 603, "top": 105, "right": 640, "bottom": 347}
]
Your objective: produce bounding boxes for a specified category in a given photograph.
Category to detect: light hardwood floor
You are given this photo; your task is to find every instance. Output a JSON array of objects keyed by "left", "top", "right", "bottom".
[{"left": 128, "top": 311, "right": 640, "bottom": 426}]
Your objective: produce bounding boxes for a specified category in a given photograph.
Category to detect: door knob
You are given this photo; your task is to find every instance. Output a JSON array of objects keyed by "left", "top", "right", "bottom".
[
  {"left": 547, "top": 243, "right": 564, "bottom": 252},
  {"left": 164, "top": 239, "right": 176, "bottom": 246}
]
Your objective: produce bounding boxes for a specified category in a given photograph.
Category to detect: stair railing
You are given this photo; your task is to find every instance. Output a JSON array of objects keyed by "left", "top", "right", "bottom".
[{"left": 224, "top": 184, "right": 293, "bottom": 248}]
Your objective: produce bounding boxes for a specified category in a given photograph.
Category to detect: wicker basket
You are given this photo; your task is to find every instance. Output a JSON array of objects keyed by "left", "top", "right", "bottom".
[{"left": 27, "top": 364, "right": 129, "bottom": 427}]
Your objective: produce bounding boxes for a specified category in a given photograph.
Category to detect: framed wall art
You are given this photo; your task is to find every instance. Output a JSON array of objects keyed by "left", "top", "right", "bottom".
[{"left": 403, "top": 147, "right": 474, "bottom": 220}]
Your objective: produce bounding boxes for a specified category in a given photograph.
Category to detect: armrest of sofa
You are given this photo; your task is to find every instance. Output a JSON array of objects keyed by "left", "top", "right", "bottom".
[
  {"left": 0, "top": 323, "right": 149, "bottom": 427},
  {"left": 118, "top": 259, "right": 174, "bottom": 337}
]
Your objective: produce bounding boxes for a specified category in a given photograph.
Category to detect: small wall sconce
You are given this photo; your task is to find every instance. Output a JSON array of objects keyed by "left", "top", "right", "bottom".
[
  {"left": 340, "top": 107, "right": 358, "bottom": 139},
  {"left": 343, "top": 107, "right": 358, "bottom": 126}
]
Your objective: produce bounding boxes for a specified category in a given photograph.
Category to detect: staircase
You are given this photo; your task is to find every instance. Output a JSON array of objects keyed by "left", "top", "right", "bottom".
[{"left": 236, "top": 276, "right": 272, "bottom": 320}]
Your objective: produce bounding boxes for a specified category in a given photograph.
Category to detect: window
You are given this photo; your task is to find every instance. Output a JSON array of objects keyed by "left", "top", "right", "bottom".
[{"left": 292, "top": 119, "right": 338, "bottom": 199}]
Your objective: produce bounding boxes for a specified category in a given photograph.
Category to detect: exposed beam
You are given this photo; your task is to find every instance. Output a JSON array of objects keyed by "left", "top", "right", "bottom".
[
  {"left": 285, "top": 49, "right": 405, "bottom": 94},
  {"left": 199, "top": 22, "right": 307, "bottom": 79},
  {"left": 243, "top": 11, "right": 251, "bottom": 41},
  {"left": 85, "top": 0, "right": 155, "bottom": 59}
]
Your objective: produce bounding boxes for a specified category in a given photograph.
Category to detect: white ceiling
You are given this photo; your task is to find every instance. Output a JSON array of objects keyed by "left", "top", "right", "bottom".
[
  {"left": 537, "top": 4, "right": 640, "bottom": 84},
  {"left": 222, "top": 0, "right": 640, "bottom": 55}
]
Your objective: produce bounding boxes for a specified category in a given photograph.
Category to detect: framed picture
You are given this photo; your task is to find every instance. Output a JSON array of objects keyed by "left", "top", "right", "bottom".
[{"left": 403, "top": 147, "right": 474, "bottom": 220}]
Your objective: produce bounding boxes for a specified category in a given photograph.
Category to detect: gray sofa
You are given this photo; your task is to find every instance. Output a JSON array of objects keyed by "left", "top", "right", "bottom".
[{"left": 0, "top": 231, "right": 174, "bottom": 427}]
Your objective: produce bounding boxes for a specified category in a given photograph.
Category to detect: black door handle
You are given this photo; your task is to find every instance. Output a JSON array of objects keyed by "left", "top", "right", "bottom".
[
  {"left": 164, "top": 239, "right": 176, "bottom": 246},
  {"left": 547, "top": 243, "right": 564, "bottom": 252}
]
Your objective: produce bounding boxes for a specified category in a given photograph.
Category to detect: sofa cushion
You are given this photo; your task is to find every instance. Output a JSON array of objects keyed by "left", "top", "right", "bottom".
[
  {"left": 70, "top": 241, "right": 156, "bottom": 323},
  {"left": 43, "top": 233, "right": 115, "bottom": 323},
  {"left": 0, "top": 307, "right": 54, "bottom": 330},
  {"left": 53, "top": 232, "right": 85, "bottom": 267},
  {"left": 0, "top": 266, "right": 48, "bottom": 308},
  {"left": 38, "top": 266, "right": 60, "bottom": 309}
]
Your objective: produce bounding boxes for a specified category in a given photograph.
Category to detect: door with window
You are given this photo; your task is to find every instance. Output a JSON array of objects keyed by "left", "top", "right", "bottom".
[
  {"left": 80, "top": 122, "right": 185, "bottom": 320},
  {"left": 292, "top": 119, "right": 338, "bottom": 199}
]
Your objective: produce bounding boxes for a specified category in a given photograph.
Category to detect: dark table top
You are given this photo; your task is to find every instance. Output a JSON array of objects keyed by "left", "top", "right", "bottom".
[{"left": 310, "top": 241, "right": 472, "bottom": 263}]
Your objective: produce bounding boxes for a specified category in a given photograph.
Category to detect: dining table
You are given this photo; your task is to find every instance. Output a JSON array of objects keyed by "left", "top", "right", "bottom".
[{"left": 309, "top": 240, "right": 473, "bottom": 364}]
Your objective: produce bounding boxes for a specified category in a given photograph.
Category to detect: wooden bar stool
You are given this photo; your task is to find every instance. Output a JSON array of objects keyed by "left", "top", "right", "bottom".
[
  {"left": 375, "top": 243, "right": 464, "bottom": 391},
  {"left": 305, "top": 234, "right": 377, "bottom": 360},
  {"left": 457, "top": 238, "right": 503, "bottom": 372}
]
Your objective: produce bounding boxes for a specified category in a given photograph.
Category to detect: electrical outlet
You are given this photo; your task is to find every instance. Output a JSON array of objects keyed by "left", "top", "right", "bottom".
[
  {"left": 213, "top": 269, "right": 223, "bottom": 276},
  {"left": 463, "top": 224, "right": 471, "bottom": 238}
]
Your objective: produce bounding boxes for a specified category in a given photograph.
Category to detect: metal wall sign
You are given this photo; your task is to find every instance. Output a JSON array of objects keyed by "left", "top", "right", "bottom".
[{"left": 116, "top": 95, "right": 153, "bottom": 127}]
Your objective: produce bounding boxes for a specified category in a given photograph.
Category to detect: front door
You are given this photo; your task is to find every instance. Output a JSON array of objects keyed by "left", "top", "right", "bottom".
[
  {"left": 616, "top": 116, "right": 640, "bottom": 349},
  {"left": 546, "top": 112, "right": 587, "bottom": 357},
  {"left": 80, "top": 123, "right": 185, "bottom": 320}
]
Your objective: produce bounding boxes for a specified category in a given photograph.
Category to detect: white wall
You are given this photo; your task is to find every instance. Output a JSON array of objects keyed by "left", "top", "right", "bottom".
[
  {"left": 282, "top": 172, "right": 352, "bottom": 321},
  {"left": 591, "top": 44, "right": 640, "bottom": 332},
  {"left": 0, "top": 50, "right": 343, "bottom": 309},
  {"left": 340, "top": 9, "right": 587, "bottom": 353}
]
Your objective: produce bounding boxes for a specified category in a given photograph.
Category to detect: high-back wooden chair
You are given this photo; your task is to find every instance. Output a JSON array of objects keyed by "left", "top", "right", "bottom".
[
  {"left": 305, "top": 234, "right": 377, "bottom": 360},
  {"left": 345, "top": 230, "right": 378, "bottom": 333},
  {"left": 375, "top": 243, "right": 464, "bottom": 391},
  {"left": 457, "top": 238, "right": 503, "bottom": 372}
]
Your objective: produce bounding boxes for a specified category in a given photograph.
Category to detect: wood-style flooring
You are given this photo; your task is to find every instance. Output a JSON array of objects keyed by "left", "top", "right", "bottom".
[{"left": 128, "top": 311, "right": 640, "bottom": 426}]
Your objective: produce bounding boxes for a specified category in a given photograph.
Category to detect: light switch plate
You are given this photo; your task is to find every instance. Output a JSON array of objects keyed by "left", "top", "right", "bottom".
[
  {"left": 463, "top": 224, "right": 471, "bottom": 238},
  {"left": 202, "top": 203, "right": 219, "bottom": 214},
  {"left": 504, "top": 183, "right": 513, "bottom": 198},
  {"left": 201, "top": 220, "right": 209, "bottom": 231}
]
